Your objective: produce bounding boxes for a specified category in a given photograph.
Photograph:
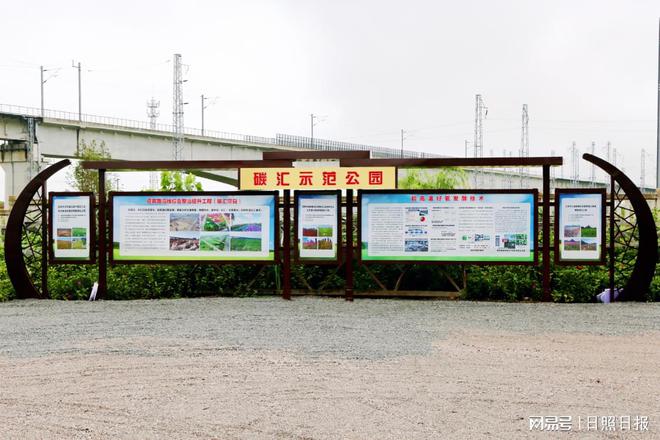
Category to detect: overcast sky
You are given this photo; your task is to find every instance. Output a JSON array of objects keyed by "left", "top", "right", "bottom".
[{"left": 1, "top": 0, "right": 658, "bottom": 185}]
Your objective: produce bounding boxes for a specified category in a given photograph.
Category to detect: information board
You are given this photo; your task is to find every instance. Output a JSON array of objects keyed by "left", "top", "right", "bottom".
[
  {"left": 555, "top": 189, "right": 606, "bottom": 264},
  {"left": 359, "top": 190, "right": 537, "bottom": 263},
  {"left": 49, "top": 192, "right": 94, "bottom": 263},
  {"left": 295, "top": 191, "right": 341, "bottom": 262},
  {"left": 110, "top": 192, "right": 278, "bottom": 263}
]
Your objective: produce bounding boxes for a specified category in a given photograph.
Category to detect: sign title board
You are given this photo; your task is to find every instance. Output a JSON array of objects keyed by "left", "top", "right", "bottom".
[
  {"left": 555, "top": 190, "right": 605, "bottom": 264},
  {"left": 296, "top": 192, "right": 341, "bottom": 262},
  {"left": 50, "top": 193, "right": 94, "bottom": 262},
  {"left": 240, "top": 167, "right": 396, "bottom": 190},
  {"left": 359, "top": 190, "right": 537, "bottom": 263},
  {"left": 110, "top": 192, "right": 278, "bottom": 262}
]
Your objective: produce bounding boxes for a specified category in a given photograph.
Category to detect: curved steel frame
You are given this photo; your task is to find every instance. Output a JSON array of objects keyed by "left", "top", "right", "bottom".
[
  {"left": 5, "top": 159, "right": 71, "bottom": 298},
  {"left": 583, "top": 153, "right": 658, "bottom": 300}
]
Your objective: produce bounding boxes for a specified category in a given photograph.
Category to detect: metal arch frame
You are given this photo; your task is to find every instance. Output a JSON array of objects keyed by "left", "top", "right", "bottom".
[
  {"left": 4, "top": 159, "right": 71, "bottom": 298},
  {"left": 583, "top": 153, "right": 658, "bottom": 301}
]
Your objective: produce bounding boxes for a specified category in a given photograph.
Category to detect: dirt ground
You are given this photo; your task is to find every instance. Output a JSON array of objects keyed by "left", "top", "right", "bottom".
[{"left": 0, "top": 298, "right": 658, "bottom": 439}]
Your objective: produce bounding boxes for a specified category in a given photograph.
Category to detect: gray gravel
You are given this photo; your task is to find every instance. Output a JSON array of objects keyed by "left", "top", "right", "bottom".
[{"left": 1, "top": 297, "right": 658, "bottom": 359}]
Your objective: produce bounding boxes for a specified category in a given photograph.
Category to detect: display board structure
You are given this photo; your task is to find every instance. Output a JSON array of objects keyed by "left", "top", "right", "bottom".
[
  {"left": 294, "top": 190, "right": 342, "bottom": 264},
  {"left": 48, "top": 192, "right": 95, "bottom": 264},
  {"left": 358, "top": 189, "right": 538, "bottom": 265},
  {"left": 108, "top": 191, "right": 279, "bottom": 264},
  {"left": 554, "top": 188, "right": 606, "bottom": 265}
]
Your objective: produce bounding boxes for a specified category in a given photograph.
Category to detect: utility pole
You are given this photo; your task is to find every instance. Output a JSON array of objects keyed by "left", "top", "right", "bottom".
[
  {"left": 310, "top": 114, "right": 315, "bottom": 148},
  {"left": 464, "top": 140, "right": 470, "bottom": 158},
  {"left": 40, "top": 66, "right": 44, "bottom": 118},
  {"left": 590, "top": 141, "right": 596, "bottom": 187},
  {"left": 72, "top": 60, "right": 81, "bottom": 121},
  {"left": 201, "top": 94, "right": 208, "bottom": 136},
  {"left": 400, "top": 129, "right": 407, "bottom": 158}
]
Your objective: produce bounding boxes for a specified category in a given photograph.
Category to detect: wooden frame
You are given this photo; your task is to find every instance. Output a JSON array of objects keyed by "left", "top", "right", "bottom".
[
  {"left": 293, "top": 190, "right": 342, "bottom": 265},
  {"left": 554, "top": 188, "right": 607, "bottom": 266},
  {"left": 357, "top": 189, "right": 539, "bottom": 266},
  {"left": 48, "top": 191, "right": 96, "bottom": 265},
  {"left": 108, "top": 190, "right": 280, "bottom": 265}
]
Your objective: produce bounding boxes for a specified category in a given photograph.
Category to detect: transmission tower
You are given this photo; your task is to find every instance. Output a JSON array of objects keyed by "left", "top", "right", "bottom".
[
  {"left": 147, "top": 97, "right": 161, "bottom": 189},
  {"left": 641, "top": 148, "right": 646, "bottom": 189},
  {"left": 474, "top": 94, "right": 487, "bottom": 158},
  {"left": 473, "top": 94, "right": 487, "bottom": 187},
  {"left": 570, "top": 142, "right": 579, "bottom": 184},
  {"left": 147, "top": 98, "right": 160, "bottom": 129},
  {"left": 519, "top": 104, "right": 529, "bottom": 187},
  {"left": 550, "top": 149, "right": 556, "bottom": 188},
  {"left": 172, "top": 54, "right": 185, "bottom": 160}
]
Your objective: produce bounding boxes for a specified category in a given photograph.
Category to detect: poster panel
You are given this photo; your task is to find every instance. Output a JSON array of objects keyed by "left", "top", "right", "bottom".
[
  {"left": 555, "top": 189, "right": 606, "bottom": 264},
  {"left": 49, "top": 192, "right": 95, "bottom": 263},
  {"left": 359, "top": 190, "right": 537, "bottom": 263},
  {"left": 110, "top": 191, "right": 278, "bottom": 263},
  {"left": 295, "top": 190, "right": 341, "bottom": 263}
]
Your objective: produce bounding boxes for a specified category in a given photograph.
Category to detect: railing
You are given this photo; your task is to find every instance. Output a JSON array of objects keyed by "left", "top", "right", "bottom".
[{"left": 0, "top": 103, "right": 435, "bottom": 159}]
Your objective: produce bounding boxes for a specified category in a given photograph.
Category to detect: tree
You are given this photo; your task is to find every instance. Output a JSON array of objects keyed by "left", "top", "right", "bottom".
[
  {"left": 159, "top": 171, "right": 203, "bottom": 191},
  {"left": 67, "top": 139, "right": 114, "bottom": 193},
  {"left": 398, "top": 168, "right": 467, "bottom": 190}
]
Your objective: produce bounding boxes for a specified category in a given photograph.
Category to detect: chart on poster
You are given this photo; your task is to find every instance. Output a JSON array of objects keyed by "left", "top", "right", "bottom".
[
  {"left": 111, "top": 193, "right": 277, "bottom": 261},
  {"left": 360, "top": 191, "right": 536, "bottom": 262},
  {"left": 296, "top": 192, "right": 340, "bottom": 261},
  {"left": 51, "top": 193, "right": 93, "bottom": 261},
  {"left": 556, "top": 191, "right": 604, "bottom": 262}
]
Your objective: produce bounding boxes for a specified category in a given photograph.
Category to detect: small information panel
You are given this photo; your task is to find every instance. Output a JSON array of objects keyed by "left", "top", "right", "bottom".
[
  {"left": 49, "top": 192, "right": 95, "bottom": 263},
  {"left": 110, "top": 191, "right": 278, "bottom": 263},
  {"left": 555, "top": 189, "right": 606, "bottom": 264},
  {"left": 295, "top": 190, "right": 341, "bottom": 263},
  {"left": 359, "top": 190, "right": 537, "bottom": 263}
]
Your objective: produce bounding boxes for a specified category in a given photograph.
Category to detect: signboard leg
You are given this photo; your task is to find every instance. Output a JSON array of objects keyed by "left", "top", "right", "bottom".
[
  {"left": 98, "top": 169, "right": 107, "bottom": 299},
  {"left": 542, "top": 165, "right": 551, "bottom": 301},
  {"left": 609, "top": 176, "right": 615, "bottom": 302},
  {"left": 345, "top": 189, "right": 354, "bottom": 301},
  {"left": 41, "top": 182, "right": 48, "bottom": 297},
  {"left": 283, "top": 189, "right": 291, "bottom": 300}
]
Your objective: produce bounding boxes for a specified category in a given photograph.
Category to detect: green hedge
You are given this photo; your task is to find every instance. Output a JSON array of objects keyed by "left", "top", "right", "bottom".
[{"left": 1, "top": 245, "right": 658, "bottom": 303}]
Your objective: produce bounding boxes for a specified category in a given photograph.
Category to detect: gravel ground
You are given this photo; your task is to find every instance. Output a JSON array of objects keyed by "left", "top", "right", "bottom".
[{"left": 0, "top": 297, "right": 658, "bottom": 439}]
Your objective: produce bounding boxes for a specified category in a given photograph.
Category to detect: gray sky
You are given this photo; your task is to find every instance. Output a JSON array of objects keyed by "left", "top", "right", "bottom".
[{"left": 1, "top": 0, "right": 658, "bottom": 185}]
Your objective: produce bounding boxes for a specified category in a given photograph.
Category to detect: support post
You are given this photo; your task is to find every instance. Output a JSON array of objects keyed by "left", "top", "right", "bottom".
[
  {"left": 282, "top": 189, "right": 291, "bottom": 300},
  {"left": 98, "top": 169, "right": 107, "bottom": 299},
  {"left": 609, "top": 176, "right": 615, "bottom": 301},
  {"left": 345, "top": 189, "right": 354, "bottom": 301},
  {"left": 41, "top": 181, "right": 48, "bottom": 297},
  {"left": 542, "top": 165, "right": 551, "bottom": 301}
]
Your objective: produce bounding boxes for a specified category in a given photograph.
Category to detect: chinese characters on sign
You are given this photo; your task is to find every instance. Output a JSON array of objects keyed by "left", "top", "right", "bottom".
[{"left": 239, "top": 167, "right": 396, "bottom": 190}]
